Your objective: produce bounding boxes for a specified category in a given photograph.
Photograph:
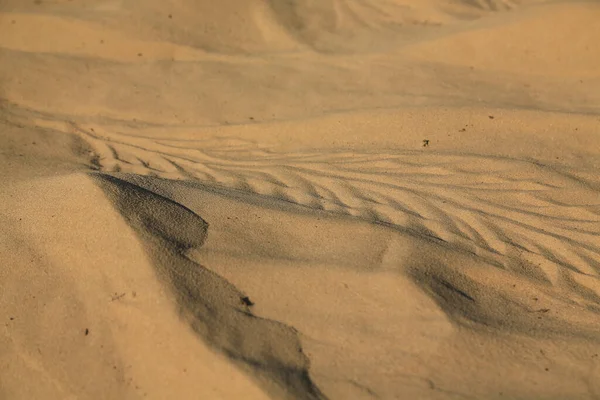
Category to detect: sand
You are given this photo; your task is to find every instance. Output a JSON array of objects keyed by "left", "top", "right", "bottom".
[{"left": 1, "top": 1, "right": 599, "bottom": 399}]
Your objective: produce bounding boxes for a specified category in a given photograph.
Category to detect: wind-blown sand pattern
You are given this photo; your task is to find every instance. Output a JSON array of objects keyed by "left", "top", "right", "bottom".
[{"left": 2, "top": 1, "right": 600, "bottom": 399}]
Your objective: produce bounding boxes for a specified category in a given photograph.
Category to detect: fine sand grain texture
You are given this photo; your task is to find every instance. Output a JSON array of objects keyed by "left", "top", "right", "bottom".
[{"left": 1, "top": 1, "right": 600, "bottom": 399}]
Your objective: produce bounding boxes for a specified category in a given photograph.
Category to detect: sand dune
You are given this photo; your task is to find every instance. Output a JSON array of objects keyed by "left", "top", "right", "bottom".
[{"left": 2, "top": 0, "right": 600, "bottom": 399}]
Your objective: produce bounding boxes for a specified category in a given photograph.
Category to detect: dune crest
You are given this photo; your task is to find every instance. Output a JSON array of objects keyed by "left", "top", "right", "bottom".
[
  {"left": 2, "top": 0, "right": 600, "bottom": 399},
  {"left": 88, "top": 137, "right": 600, "bottom": 337},
  {"left": 93, "top": 174, "right": 325, "bottom": 400},
  {"left": 99, "top": 171, "right": 600, "bottom": 399}
]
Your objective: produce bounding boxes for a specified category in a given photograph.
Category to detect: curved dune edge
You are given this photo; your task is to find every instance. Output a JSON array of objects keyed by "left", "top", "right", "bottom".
[
  {"left": 1, "top": 166, "right": 599, "bottom": 399},
  {"left": 2, "top": 110, "right": 599, "bottom": 398},
  {"left": 92, "top": 173, "right": 326, "bottom": 400},
  {"left": 0, "top": 174, "right": 275, "bottom": 400},
  {"left": 105, "top": 172, "right": 600, "bottom": 399},
  {"left": 2, "top": 0, "right": 600, "bottom": 398}
]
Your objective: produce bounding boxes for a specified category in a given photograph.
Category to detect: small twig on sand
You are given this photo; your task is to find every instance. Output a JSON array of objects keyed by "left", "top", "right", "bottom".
[{"left": 111, "top": 292, "right": 126, "bottom": 302}]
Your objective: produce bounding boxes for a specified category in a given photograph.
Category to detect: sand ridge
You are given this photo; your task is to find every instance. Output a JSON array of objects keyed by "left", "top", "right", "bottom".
[
  {"left": 1, "top": 0, "right": 600, "bottom": 399},
  {"left": 91, "top": 171, "right": 600, "bottom": 399}
]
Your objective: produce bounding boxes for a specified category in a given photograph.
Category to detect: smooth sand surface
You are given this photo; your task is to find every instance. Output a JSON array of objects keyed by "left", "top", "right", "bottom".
[{"left": 1, "top": 1, "right": 600, "bottom": 399}]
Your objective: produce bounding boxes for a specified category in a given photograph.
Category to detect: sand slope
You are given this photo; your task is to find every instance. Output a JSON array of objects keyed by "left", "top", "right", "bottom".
[
  {"left": 1, "top": 174, "right": 271, "bottom": 400},
  {"left": 1, "top": 0, "right": 600, "bottom": 399}
]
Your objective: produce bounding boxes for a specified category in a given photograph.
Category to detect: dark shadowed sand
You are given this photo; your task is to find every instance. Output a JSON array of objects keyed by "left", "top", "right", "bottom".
[{"left": 1, "top": 1, "right": 600, "bottom": 399}]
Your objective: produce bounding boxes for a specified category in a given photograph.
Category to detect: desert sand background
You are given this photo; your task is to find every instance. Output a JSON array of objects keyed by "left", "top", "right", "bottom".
[{"left": 1, "top": 1, "right": 600, "bottom": 399}]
